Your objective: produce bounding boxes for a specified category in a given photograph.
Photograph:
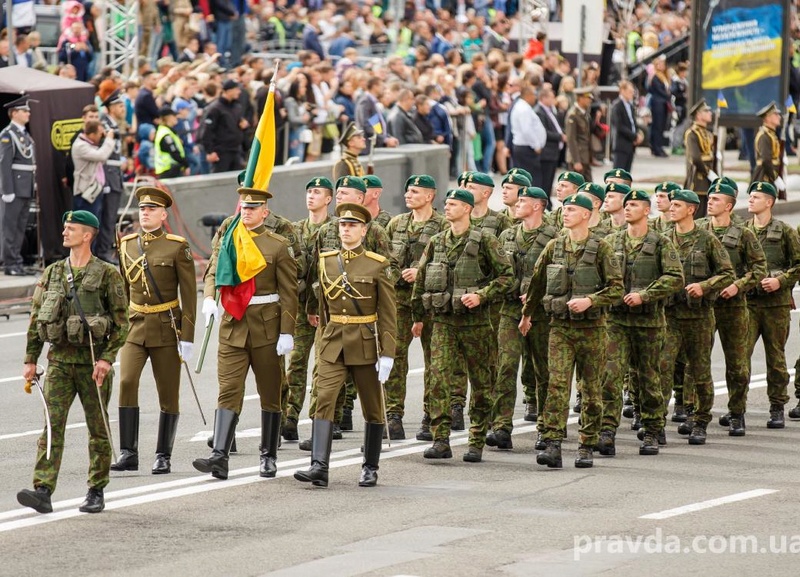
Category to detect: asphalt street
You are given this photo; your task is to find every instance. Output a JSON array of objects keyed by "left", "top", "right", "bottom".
[{"left": 2, "top": 203, "right": 800, "bottom": 576}]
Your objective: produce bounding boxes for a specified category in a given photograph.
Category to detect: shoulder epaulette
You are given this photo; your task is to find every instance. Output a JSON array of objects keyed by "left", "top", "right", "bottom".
[
  {"left": 120, "top": 232, "right": 137, "bottom": 242},
  {"left": 165, "top": 233, "right": 186, "bottom": 242},
  {"left": 365, "top": 251, "right": 387, "bottom": 263},
  {"left": 320, "top": 250, "right": 338, "bottom": 258}
]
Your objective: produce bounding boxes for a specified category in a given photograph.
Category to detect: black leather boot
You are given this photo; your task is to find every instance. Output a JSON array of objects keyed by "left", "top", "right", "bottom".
[
  {"left": 152, "top": 412, "right": 179, "bottom": 474},
  {"left": 359, "top": 422, "right": 383, "bottom": 487},
  {"left": 193, "top": 409, "right": 238, "bottom": 480},
  {"left": 282, "top": 417, "right": 299, "bottom": 441},
  {"left": 294, "top": 419, "right": 334, "bottom": 487},
  {"left": 415, "top": 413, "right": 433, "bottom": 441},
  {"left": 110, "top": 407, "right": 139, "bottom": 471},
  {"left": 78, "top": 488, "right": 105, "bottom": 513},
  {"left": 536, "top": 439, "right": 562, "bottom": 468},
  {"left": 207, "top": 429, "right": 237, "bottom": 453},
  {"left": 17, "top": 486, "right": 53, "bottom": 514},
  {"left": 260, "top": 411, "right": 282, "bottom": 478}
]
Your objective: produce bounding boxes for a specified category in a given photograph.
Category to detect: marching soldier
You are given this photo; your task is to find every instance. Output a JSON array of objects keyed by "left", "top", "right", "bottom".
[
  {"left": 294, "top": 203, "right": 396, "bottom": 488},
  {"left": 603, "top": 168, "right": 633, "bottom": 188},
  {"left": 650, "top": 181, "right": 681, "bottom": 233},
  {"left": 499, "top": 170, "right": 532, "bottom": 220},
  {"left": 565, "top": 86, "right": 595, "bottom": 183},
  {"left": 520, "top": 193, "right": 623, "bottom": 469},
  {"left": 332, "top": 122, "right": 366, "bottom": 181},
  {"left": 384, "top": 175, "right": 447, "bottom": 440},
  {"left": 753, "top": 102, "right": 786, "bottom": 199},
  {"left": 0, "top": 95, "right": 36, "bottom": 276},
  {"left": 602, "top": 182, "right": 630, "bottom": 230},
  {"left": 744, "top": 181, "right": 800, "bottom": 429},
  {"left": 194, "top": 188, "right": 298, "bottom": 480},
  {"left": 490, "top": 186, "right": 557, "bottom": 451},
  {"left": 283, "top": 177, "right": 333, "bottom": 441},
  {"left": 704, "top": 182, "right": 767, "bottom": 436},
  {"left": 112, "top": 187, "right": 197, "bottom": 475},
  {"left": 17, "top": 210, "right": 128, "bottom": 514},
  {"left": 547, "top": 171, "right": 585, "bottom": 229},
  {"left": 600, "top": 189, "right": 683, "bottom": 457},
  {"left": 96, "top": 90, "right": 127, "bottom": 264},
  {"left": 362, "top": 175, "right": 393, "bottom": 228},
  {"left": 683, "top": 99, "right": 716, "bottom": 218},
  {"left": 660, "top": 189, "right": 734, "bottom": 445},
  {"left": 411, "top": 189, "right": 514, "bottom": 463}
]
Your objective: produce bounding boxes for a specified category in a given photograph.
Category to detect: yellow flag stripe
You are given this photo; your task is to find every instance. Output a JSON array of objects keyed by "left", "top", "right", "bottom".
[{"left": 233, "top": 219, "right": 266, "bottom": 281}]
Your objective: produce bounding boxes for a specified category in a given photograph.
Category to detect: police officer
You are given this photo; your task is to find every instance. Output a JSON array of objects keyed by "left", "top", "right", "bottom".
[
  {"left": 195, "top": 188, "right": 298, "bottom": 480},
  {"left": 96, "top": 90, "right": 127, "bottom": 264},
  {"left": 294, "top": 203, "right": 396, "bottom": 488},
  {"left": 744, "top": 181, "right": 800, "bottom": 429},
  {"left": 0, "top": 95, "right": 36, "bottom": 276},
  {"left": 17, "top": 210, "right": 129, "bottom": 514},
  {"left": 332, "top": 122, "right": 366, "bottom": 181},
  {"left": 601, "top": 189, "right": 683, "bottom": 456},
  {"left": 753, "top": 102, "right": 785, "bottom": 199},
  {"left": 683, "top": 99, "right": 716, "bottom": 218},
  {"left": 384, "top": 175, "right": 447, "bottom": 440},
  {"left": 362, "top": 175, "right": 392, "bottom": 228},
  {"left": 491, "top": 186, "right": 557, "bottom": 451},
  {"left": 520, "top": 193, "right": 623, "bottom": 469},
  {"left": 565, "top": 87, "right": 595, "bottom": 183},
  {"left": 660, "top": 189, "right": 734, "bottom": 445},
  {"left": 412, "top": 189, "right": 514, "bottom": 463},
  {"left": 155, "top": 107, "right": 189, "bottom": 179}
]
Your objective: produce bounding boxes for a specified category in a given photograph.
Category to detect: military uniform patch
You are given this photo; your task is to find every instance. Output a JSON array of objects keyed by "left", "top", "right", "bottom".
[{"left": 185, "top": 247, "right": 193, "bottom": 261}]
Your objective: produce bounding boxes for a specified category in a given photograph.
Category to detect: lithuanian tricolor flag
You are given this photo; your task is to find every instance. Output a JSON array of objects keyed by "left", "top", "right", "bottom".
[{"left": 215, "top": 65, "right": 279, "bottom": 319}]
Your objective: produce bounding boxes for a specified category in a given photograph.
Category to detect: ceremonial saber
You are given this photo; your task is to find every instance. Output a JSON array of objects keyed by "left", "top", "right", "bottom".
[
  {"left": 24, "top": 366, "right": 52, "bottom": 460},
  {"left": 195, "top": 293, "right": 220, "bottom": 374}
]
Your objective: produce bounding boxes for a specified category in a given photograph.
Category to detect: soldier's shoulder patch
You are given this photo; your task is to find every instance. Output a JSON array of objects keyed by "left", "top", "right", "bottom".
[
  {"left": 184, "top": 247, "right": 193, "bottom": 261},
  {"left": 165, "top": 233, "right": 186, "bottom": 243},
  {"left": 120, "top": 232, "right": 137, "bottom": 242},
  {"left": 668, "top": 248, "right": 679, "bottom": 261},
  {"left": 320, "top": 250, "right": 338, "bottom": 258},
  {"left": 0, "top": 137, "right": 10, "bottom": 144},
  {"left": 287, "top": 246, "right": 295, "bottom": 259},
  {"left": 365, "top": 251, "right": 387, "bottom": 263},
  {"left": 115, "top": 284, "right": 125, "bottom": 298}
]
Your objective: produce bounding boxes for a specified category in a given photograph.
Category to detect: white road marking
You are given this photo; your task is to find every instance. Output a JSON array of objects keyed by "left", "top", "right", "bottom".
[
  {"left": 0, "top": 420, "right": 118, "bottom": 441},
  {"left": 639, "top": 489, "right": 779, "bottom": 520},
  {"left": 0, "top": 331, "right": 27, "bottom": 339}
]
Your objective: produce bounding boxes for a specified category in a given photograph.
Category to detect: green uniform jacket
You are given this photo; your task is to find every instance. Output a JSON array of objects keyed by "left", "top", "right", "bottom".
[
  {"left": 294, "top": 215, "right": 330, "bottom": 304},
  {"left": 745, "top": 217, "right": 800, "bottom": 307},
  {"left": 471, "top": 208, "right": 514, "bottom": 238},
  {"left": 703, "top": 220, "right": 767, "bottom": 308},
  {"left": 385, "top": 209, "right": 448, "bottom": 302}
]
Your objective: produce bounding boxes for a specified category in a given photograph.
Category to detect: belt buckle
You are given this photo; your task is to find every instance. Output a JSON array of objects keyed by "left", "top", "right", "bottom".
[
  {"left": 143, "top": 303, "right": 150, "bottom": 313},
  {"left": 341, "top": 315, "right": 350, "bottom": 324}
]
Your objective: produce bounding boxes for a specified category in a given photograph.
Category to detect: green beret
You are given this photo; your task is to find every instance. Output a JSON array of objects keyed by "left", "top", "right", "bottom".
[
  {"left": 563, "top": 193, "right": 594, "bottom": 211},
  {"left": 707, "top": 182, "right": 737, "bottom": 198},
  {"left": 668, "top": 189, "right": 700, "bottom": 204},
  {"left": 306, "top": 176, "right": 334, "bottom": 190},
  {"left": 605, "top": 182, "right": 631, "bottom": 196},
  {"left": 63, "top": 210, "right": 100, "bottom": 229},
  {"left": 748, "top": 181, "right": 777, "bottom": 197},
  {"left": 405, "top": 174, "right": 437, "bottom": 190},
  {"left": 467, "top": 171, "right": 495, "bottom": 188},
  {"left": 362, "top": 175, "right": 383, "bottom": 189},
  {"left": 502, "top": 172, "right": 532, "bottom": 187},
  {"left": 711, "top": 176, "right": 738, "bottom": 191},
  {"left": 623, "top": 189, "right": 651, "bottom": 205},
  {"left": 336, "top": 202, "right": 371, "bottom": 224},
  {"left": 518, "top": 186, "right": 549, "bottom": 201},
  {"left": 578, "top": 182, "right": 605, "bottom": 201},
  {"left": 336, "top": 175, "right": 366, "bottom": 193},
  {"left": 457, "top": 171, "right": 472, "bottom": 187},
  {"left": 654, "top": 181, "right": 682, "bottom": 194},
  {"left": 505, "top": 168, "right": 533, "bottom": 184},
  {"left": 558, "top": 171, "right": 585, "bottom": 186},
  {"left": 445, "top": 188, "right": 474, "bottom": 207},
  {"left": 603, "top": 168, "right": 632, "bottom": 183}
]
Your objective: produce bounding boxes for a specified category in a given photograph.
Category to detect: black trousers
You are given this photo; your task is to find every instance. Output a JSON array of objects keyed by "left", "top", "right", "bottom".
[
  {"left": 211, "top": 151, "right": 243, "bottom": 173},
  {"left": 612, "top": 150, "right": 634, "bottom": 173},
  {"left": 511, "top": 145, "right": 543, "bottom": 187}
]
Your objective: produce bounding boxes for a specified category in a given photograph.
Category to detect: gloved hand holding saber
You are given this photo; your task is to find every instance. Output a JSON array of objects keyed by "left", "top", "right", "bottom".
[{"left": 195, "top": 294, "right": 220, "bottom": 374}]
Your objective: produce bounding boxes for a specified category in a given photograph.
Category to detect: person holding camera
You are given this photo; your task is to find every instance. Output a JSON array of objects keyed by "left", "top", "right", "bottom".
[{"left": 70, "top": 120, "right": 116, "bottom": 221}]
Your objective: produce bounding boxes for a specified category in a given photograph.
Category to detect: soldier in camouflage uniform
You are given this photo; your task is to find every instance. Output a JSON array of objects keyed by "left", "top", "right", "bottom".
[
  {"left": 384, "top": 175, "right": 447, "bottom": 441},
  {"left": 520, "top": 193, "right": 623, "bottom": 468},
  {"left": 601, "top": 190, "right": 683, "bottom": 456},
  {"left": 792, "top": 222, "right": 800, "bottom": 420},
  {"left": 363, "top": 175, "right": 393, "bottom": 228},
  {"left": 745, "top": 181, "right": 800, "bottom": 428},
  {"left": 650, "top": 182, "right": 681, "bottom": 233},
  {"left": 499, "top": 171, "right": 531, "bottom": 220},
  {"left": 704, "top": 182, "right": 767, "bottom": 436},
  {"left": 660, "top": 189, "right": 734, "bottom": 445},
  {"left": 602, "top": 182, "right": 630, "bottom": 231},
  {"left": 17, "top": 211, "right": 129, "bottom": 515},
  {"left": 577, "top": 182, "right": 613, "bottom": 238},
  {"left": 283, "top": 177, "right": 333, "bottom": 441},
  {"left": 547, "top": 171, "right": 585, "bottom": 229},
  {"left": 411, "top": 189, "right": 514, "bottom": 463},
  {"left": 603, "top": 168, "right": 633, "bottom": 188},
  {"left": 489, "top": 186, "right": 557, "bottom": 451}
]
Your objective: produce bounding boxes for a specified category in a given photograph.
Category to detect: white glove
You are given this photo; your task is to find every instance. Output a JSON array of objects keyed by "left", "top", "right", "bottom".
[
  {"left": 716, "top": 150, "right": 723, "bottom": 161},
  {"left": 1, "top": 194, "right": 14, "bottom": 203},
  {"left": 276, "top": 333, "right": 294, "bottom": 356},
  {"left": 202, "top": 298, "right": 219, "bottom": 327},
  {"left": 376, "top": 356, "right": 394, "bottom": 384},
  {"left": 707, "top": 170, "right": 719, "bottom": 182},
  {"left": 178, "top": 341, "right": 194, "bottom": 362},
  {"left": 775, "top": 176, "right": 786, "bottom": 191}
]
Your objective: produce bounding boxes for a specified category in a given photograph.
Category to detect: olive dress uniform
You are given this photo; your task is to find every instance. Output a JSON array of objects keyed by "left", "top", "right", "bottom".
[
  {"left": 332, "top": 150, "right": 365, "bottom": 181},
  {"left": 683, "top": 120, "right": 715, "bottom": 218},
  {"left": 565, "top": 95, "right": 594, "bottom": 184},
  {"left": 113, "top": 187, "right": 197, "bottom": 475}
]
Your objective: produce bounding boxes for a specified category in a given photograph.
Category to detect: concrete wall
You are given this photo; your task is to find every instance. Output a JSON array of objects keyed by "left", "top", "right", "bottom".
[{"left": 124, "top": 144, "right": 450, "bottom": 255}]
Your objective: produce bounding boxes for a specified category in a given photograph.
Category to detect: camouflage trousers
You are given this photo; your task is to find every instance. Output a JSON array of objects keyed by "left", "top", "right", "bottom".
[
  {"left": 308, "top": 327, "right": 347, "bottom": 423},
  {"left": 450, "top": 304, "right": 500, "bottom": 409},
  {"left": 428, "top": 319, "right": 494, "bottom": 448},
  {"left": 660, "top": 313, "right": 716, "bottom": 426},
  {"left": 543, "top": 325, "right": 606, "bottom": 446},
  {"left": 602, "top": 323, "right": 664, "bottom": 434},
  {"left": 491, "top": 313, "right": 543, "bottom": 433},
  {"left": 714, "top": 305, "right": 751, "bottom": 414},
  {"left": 385, "top": 304, "right": 433, "bottom": 418},
  {"left": 33, "top": 361, "right": 113, "bottom": 493},
  {"left": 528, "top": 317, "right": 550, "bottom": 432},
  {"left": 747, "top": 305, "right": 791, "bottom": 407},
  {"left": 284, "top": 312, "right": 317, "bottom": 421}
]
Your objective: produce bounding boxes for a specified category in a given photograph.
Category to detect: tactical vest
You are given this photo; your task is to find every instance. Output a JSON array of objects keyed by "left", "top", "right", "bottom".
[
  {"left": 542, "top": 237, "right": 603, "bottom": 320},
  {"left": 503, "top": 224, "right": 557, "bottom": 298},
  {"left": 154, "top": 124, "right": 185, "bottom": 174},
  {"left": 422, "top": 229, "right": 488, "bottom": 314},
  {"left": 751, "top": 220, "right": 787, "bottom": 297},
  {"left": 717, "top": 223, "right": 744, "bottom": 276},
  {"left": 36, "top": 259, "right": 113, "bottom": 346},
  {"left": 391, "top": 213, "right": 443, "bottom": 286},
  {"left": 320, "top": 217, "right": 342, "bottom": 253},
  {"left": 374, "top": 211, "right": 392, "bottom": 229},
  {"left": 476, "top": 214, "right": 500, "bottom": 238},
  {"left": 610, "top": 231, "right": 661, "bottom": 314},
  {"left": 668, "top": 230, "right": 716, "bottom": 308}
]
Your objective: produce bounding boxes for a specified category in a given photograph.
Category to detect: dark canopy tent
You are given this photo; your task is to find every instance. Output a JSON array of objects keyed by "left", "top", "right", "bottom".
[{"left": 0, "top": 68, "right": 95, "bottom": 263}]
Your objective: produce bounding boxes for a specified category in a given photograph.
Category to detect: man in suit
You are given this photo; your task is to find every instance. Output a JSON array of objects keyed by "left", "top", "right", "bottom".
[
  {"left": 535, "top": 86, "right": 566, "bottom": 201},
  {"left": 387, "top": 89, "right": 424, "bottom": 145},
  {"left": 509, "top": 86, "right": 546, "bottom": 188},
  {"left": 355, "top": 78, "right": 398, "bottom": 154},
  {"left": 611, "top": 80, "right": 642, "bottom": 173}
]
